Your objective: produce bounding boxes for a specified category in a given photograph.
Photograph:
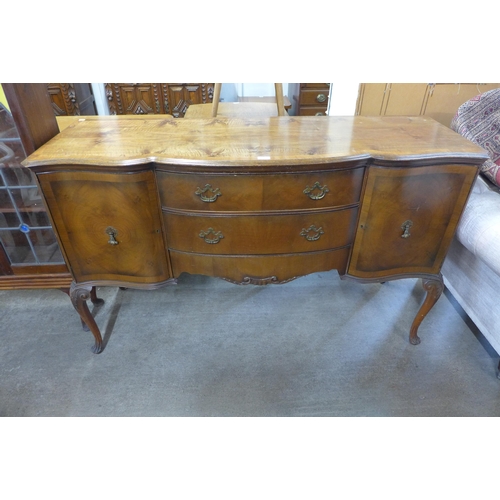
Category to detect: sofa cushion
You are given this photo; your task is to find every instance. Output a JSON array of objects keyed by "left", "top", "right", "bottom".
[
  {"left": 456, "top": 188, "right": 500, "bottom": 276},
  {"left": 451, "top": 88, "right": 500, "bottom": 188}
]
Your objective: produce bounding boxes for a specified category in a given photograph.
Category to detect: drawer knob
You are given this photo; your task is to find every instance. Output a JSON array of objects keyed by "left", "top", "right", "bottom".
[
  {"left": 199, "top": 227, "right": 224, "bottom": 244},
  {"left": 316, "top": 93, "right": 327, "bottom": 103},
  {"left": 300, "top": 225, "right": 324, "bottom": 241},
  {"left": 303, "top": 182, "right": 329, "bottom": 200},
  {"left": 105, "top": 226, "right": 119, "bottom": 245},
  {"left": 195, "top": 184, "right": 222, "bottom": 203},
  {"left": 401, "top": 220, "right": 413, "bottom": 238}
]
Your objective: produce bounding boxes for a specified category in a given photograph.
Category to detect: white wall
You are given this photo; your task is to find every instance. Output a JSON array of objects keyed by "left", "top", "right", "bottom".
[
  {"left": 221, "top": 83, "right": 291, "bottom": 101},
  {"left": 91, "top": 83, "right": 109, "bottom": 115},
  {"left": 327, "top": 83, "right": 360, "bottom": 116}
]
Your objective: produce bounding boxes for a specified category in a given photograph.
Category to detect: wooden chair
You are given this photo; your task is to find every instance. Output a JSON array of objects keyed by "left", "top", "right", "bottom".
[
  {"left": 184, "top": 83, "right": 287, "bottom": 118},
  {"left": 212, "top": 83, "right": 286, "bottom": 117}
]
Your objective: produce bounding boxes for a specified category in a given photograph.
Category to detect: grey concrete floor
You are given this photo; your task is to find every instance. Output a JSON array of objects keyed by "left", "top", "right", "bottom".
[{"left": 1, "top": 271, "right": 499, "bottom": 416}]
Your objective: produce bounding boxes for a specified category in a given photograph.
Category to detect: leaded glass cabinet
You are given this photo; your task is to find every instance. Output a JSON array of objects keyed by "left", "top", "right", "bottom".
[{"left": 0, "top": 83, "right": 72, "bottom": 289}]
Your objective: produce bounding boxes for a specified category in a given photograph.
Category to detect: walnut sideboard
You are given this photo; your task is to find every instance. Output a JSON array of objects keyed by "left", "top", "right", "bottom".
[{"left": 22, "top": 115, "right": 488, "bottom": 354}]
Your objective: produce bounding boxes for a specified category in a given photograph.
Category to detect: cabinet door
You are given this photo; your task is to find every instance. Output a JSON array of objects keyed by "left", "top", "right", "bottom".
[
  {"left": 356, "top": 83, "right": 387, "bottom": 115},
  {"left": 356, "top": 83, "right": 500, "bottom": 126},
  {"left": 105, "top": 83, "right": 214, "bottom": 116},
  {"left": 105, "top": 84, "right": 165, "bottom": 115},
  {"left": 356, "top": 83, "right": 427, "bottom": 116},
  {"left": 164, "top": 83, "right": 214, "bottom": 117},
  {"left": 47, "top": 84, "right": 97, "bottom": 116},
  {"left": 38, "top": 169, "right": 171, "bottom": 285},
  {"left": 348, "top": 164, "right": 477, "bottom": 280}
]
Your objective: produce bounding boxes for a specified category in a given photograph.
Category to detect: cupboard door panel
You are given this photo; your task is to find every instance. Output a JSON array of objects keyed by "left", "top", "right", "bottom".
[
  {"left": 164, "top": 83, "right": 214, "bottom": 117},
  {"left": 47, "top": 83, "right": 97, "bottom": 116},
  {"left": 383, "top": 83, "right": 428, "bottom": 116},
  {"left": 348, "top": 164, "right": 478, "bottom": 279},
  {"left": 356, "top": 83, "right": 500, "bottom": 126},
  {"left": 38, "top": 169, "right": 171, "bottom": 284},
  {"left": 105, "top": 84, "right": 165, "bottom": 115},
  {"left": 356, "top": 83, "right": 388, "bottom": 115}
]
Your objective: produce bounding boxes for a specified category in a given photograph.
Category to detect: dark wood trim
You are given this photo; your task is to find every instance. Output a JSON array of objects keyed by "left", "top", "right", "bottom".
[
  {"left": 0, "top": 245, "right": 14, "bottom": 275},
  {"left": 2, "top": 83, "right": 60, "bottom": 156},
  {"left": 11, "top": 264, "right": 69, "bottom": 276},
  {"left": 0, "top": 273, "right": 73, "bottom": 290}
]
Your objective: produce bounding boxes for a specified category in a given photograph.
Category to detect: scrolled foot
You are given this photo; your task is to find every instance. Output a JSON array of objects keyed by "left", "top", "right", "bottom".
[
  {"left": 91, "top": 342, "right": 104, "bottom": 354},
  {"left": 409, "top": 335, "right": 421, "bottom": 346}
]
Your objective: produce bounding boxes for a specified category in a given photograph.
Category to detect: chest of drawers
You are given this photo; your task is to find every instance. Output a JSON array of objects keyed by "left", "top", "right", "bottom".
[
  {"left": 23, "top": 116, "right": 488, "bottom": 354},
  {"left": 158, "top": 167, "right": 364, "bottom": 283},
  {"left": 295, "top": 83, "right": 330, "bottom": 115}
]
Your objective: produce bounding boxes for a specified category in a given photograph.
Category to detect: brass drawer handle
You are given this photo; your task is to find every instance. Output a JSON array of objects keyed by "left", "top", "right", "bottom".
[
  {"left": 401, "top": 220, "right": 413, "bottom": 238},
  {"left": 199, "top": 227, "right": 224, "bottom": 244},
  {"left": 316, "top": 93, "right": 327, "bottom": 103},
  {"left": 195, "top": 184, "right": 222, "bottom": 203},
  {"left": 303, "top": 182, "right": 329, "bottom": 200},
  {"left": 300, "top": 225, "right": 324, "bottom": 241},
  {"left": 105, "top": 226, "right": 119, "bottom": 245}
]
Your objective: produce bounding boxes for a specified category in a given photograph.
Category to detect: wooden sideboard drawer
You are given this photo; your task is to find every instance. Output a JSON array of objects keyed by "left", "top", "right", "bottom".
[
  {"left": 163, "top": 208, "right": 358, "bottom": 255},
  {"left": 169, "top": 247, "right": 351, "bottom": 284},
  {"left": 297, "top": 106, "right": 328, "bottom": 116},
  {"left": 299, "top": 89, "right": 330, "bottom": 106},
  {"left": 295, "top": 83, "right": 331, "bottom": 116},
  {"left": 301, "top": 83, "right": 331, "bottom": 89},
  {"left": 157, "top": 168, "right": 364, "bottom": 212}
]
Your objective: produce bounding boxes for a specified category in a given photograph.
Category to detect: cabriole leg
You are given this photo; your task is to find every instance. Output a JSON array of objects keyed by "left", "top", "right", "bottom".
[
  {"left": 409, "top": 274, "right": 444, "bottom": 345},
  {"left": 70, "top": 282, "right": 104, "bottom": 354},
  {"left": 62, "top": 286, "right": 104, "bottom": 332}
]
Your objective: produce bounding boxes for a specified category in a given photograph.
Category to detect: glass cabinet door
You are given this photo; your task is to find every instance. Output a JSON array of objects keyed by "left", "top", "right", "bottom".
[{"left": 0, "top": 91, "right": 66, "bottom": 276}]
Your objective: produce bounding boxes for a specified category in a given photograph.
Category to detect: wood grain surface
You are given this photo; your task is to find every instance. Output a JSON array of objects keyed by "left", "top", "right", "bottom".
[{"left": 23, "top": 116, "right": 488, "bottom": 170}]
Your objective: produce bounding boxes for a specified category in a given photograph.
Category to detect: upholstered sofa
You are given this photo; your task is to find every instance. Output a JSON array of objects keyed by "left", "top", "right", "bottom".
[{"left": 441, "top": 88, "right": 500, "bottom": 377}]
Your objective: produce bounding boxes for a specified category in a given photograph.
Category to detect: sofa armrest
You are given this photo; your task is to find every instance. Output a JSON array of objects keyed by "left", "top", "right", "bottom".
[{"left": 457, "top": 190, "right": 500, "bottom": 276}]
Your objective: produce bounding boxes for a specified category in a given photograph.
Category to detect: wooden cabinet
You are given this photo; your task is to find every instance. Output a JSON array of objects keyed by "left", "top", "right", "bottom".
[
  {"left": 294, "top": 83, "right": 330, "bottom": 115},
  {"left": 105, "top": 83, "right": 215, "bottom": 117},
  {"left": 47, "top": 84, "right": 97, "bottom": 116},
  {"left": 23, "top": 115, "right": 487, "bottom": 353},
  {"left": 356, "top": 83, "right": 500, "bottom": 126}
]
